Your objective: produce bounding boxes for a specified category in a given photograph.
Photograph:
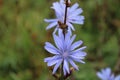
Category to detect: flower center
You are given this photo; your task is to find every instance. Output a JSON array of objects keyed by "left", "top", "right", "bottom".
[{"left": 63, "top": 51, "right": 68, "bottom": 58}]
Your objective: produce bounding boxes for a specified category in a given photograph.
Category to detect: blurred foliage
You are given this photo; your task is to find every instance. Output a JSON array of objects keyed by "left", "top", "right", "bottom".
[{"left": 0, "top": 0, "right": 120, "bottom": 80}]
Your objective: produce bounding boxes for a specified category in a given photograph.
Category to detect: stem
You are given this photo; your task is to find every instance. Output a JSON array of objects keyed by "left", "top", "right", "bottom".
[
  {"left": 64, "top": 0, "right": 68, "bottom": 25},
  {"left": 63, "top": 0, "right": 69, "bottom": 37},
  {"left": 60, "top": 0, "right": 69, "bottom": 80}
]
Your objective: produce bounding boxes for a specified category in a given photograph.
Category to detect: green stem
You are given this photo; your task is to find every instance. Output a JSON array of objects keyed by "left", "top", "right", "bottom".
[
  {"left": 60, "top": 0, "right": 69, "bottom": 79},
  {"left": 63, "top": 0, "right": 68, "bottom": 37},
  {"left": 64, "top": 0, "right": 68, "bottom": 25}
]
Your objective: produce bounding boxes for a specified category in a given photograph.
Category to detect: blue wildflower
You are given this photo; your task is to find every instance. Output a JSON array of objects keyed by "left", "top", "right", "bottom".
[
  {"left": 97, "top": 68, "right": 115, "bottom": 80},
  {"left": 44, "top": 31, "right": 87, "bottom": 75},
  {"left": 115, "top": 75, "right": 120, "bottom": 80},
  {"left": 97, "top": 68, "right": 120, "bottom": 80},
  {"left": 44, "top": 0, "right": 84, "bottom": 33}
]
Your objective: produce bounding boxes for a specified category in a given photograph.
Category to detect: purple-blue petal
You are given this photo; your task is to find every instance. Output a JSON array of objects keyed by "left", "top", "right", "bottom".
[
  {"left": 63, "top": 66, "right": 67, "bottom": 76},
  {"left": 70, "top": 19, "right": 84, "bottom": 25},
  {"left": 52, "top": 59, "right": 62, "bottom": 74},
  {"left": 66, "top": 34, "right": 76, "bottom": 49},
  {"left": 69, "top": 56, "right": 85, "bottom": 64},
  {"left": 97, "top": 72, "right": 105, "bottom": 80},
  {"left": 70, "top": 51, "right": 87, "bottom": 57},
  {"left": 53, "top": 33, "right": 63, "bottom": 50},
  {"left": 69, "top": 3, "right": 79, "bottom": 13},
  {"left": 70, "top": 8, "right": 83, "bottom": 17},
  {"left": 115, "top": 75, "right": 120, "bottom": 80},
  {"left": 67, "top": 22, "right": 75, "bottom": 31},
  {"left": 63, "top": 59, "right": 70, "bottom": 74},
  {"left": 65, "top": 32, "right": 71, "bottom": 47},
  {"left": 46, "top": 22, "right": 57, "bottom": 30},
  {"left": 68, "top": 59, "right": 78, "bottom": 70},
  {"left": 47, "top": 56, "right": 61, "bottom": 66},
  {"left": 71, "top": 46, "right": 86, "bottom": 53},
  {"left": 44, "top": 56, "right": 58, "bottom": 62},
  {"left": 70, "top": 40, "right": 83, "bottom": 51},
  {"left": 44, "top": 19, "right": 58, "bottom": 23},
  {"left": 45, "top": 42, "right": 60, "bottom": 54}
]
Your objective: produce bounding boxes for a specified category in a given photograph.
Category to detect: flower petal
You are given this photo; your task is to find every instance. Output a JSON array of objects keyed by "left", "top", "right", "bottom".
[
  {"left": 46, "top": 22, "right": 57, "bottom": 30},
  {"left": 97, "top": 72, "right": 105, "bottom": 80},
  {"left": 70, "top": 8, "right": 83, "bottom": 17},
  {"left": 63, "top": 59, "right": 70, "bottom": 74},
  {"left": 63, "top": 66, "right": 67, "bottom": 76},
  {"left": 45, "top": 42, "right": 60, "bottom": 54},
  {"left": 69, "top": 56, "right": 85, "bottom": 64},
  {"left": 70, "top": 55, "right": 85, "bottom": 60},
  {"left": 52, "top": 59, "right": 62, "bottom": 74},
  {"left": 70, "top": 3, "right": 79, "bottom": 13},
  {"left": 69, "top": 16, "right": 84, "bottom": 21},
  {"left": 71, "top": 40, "right": 83, "bottom": 51},
  {"left": 53, "top": 33, "right": 63, "bottom": 50},
  {"left": 47, "top": 56, "right": 61, "bottom": 66},
  {"left": 64, "top": 32, "right": 71, "bottom": 48},
  {"left": 74, "top": 59, "right": 85, "bottom": 64},
  {"left": 58, "top": 29, "right": 64, "bottom": 42},
  {"left": 67, "top": 22, "right": 75, "bottom": 31},
  {"left": 70, "top": 19, "right": 84, "bottom": 24},
  {"left": 53, "top": 26, "right": 59, "bottom": 34},
  {"left": 105, "top": 68, "right": 111, "bottom": 77},
  {"left": 44, "top": 19, "right": 58, "bottom": 23},
  {"left": 52, "top": 2, "right": 64, "bottom": 17},
  {"left": 70, "top": 51, "right": 87, "bottom": 57},
  {"left": 44, "top": 55, "right": 59, "bottom": 62},
  {"left": 70, "top": 51, "right": 86, "bottom": 58},
  {"left": 115, "top": 75, "right": 120, "bottom": 80},
  {"left": 72, "top": 46, "right": 86, "bottom": 53},
  {"left": 68, "top": 16, "right": 84, "bottom": 25},
  {"left": 66, "top": 34, "right": 76, "bottom": 49},
  {"left": 68, "top": 59, "right": 78, "bottom": 70}
]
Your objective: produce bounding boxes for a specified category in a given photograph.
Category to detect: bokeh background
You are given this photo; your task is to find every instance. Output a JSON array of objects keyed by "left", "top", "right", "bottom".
[{"left": 0, "top": 0, "right": 120, "bottom": 80}]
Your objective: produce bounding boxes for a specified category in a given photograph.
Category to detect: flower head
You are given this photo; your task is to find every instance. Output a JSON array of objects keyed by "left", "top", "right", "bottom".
[
  {"left": 97, "top": 68, "right": 115, "bottom": 80},
  {"left": 97, "top": 67, "right": 120, "bottom": 80},
  {"left": 44, "top": 0, "right": 84, "bottom": 33},
  {"left": 115, "top": 75, "right": 120, "bottom": 80},
  {"left": 44, "top": 31, "right": 87, "bottom": 75}
]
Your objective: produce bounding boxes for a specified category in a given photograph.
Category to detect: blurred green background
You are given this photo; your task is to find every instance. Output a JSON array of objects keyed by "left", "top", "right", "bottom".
[{"left": 0, "top": 0, "right": 120, "bottom": 80}]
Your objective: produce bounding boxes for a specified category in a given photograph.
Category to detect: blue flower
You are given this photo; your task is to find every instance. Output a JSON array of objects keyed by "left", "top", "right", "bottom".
[
  {"left": 97, "top": 68, "right": 120, "bottom": 80},
  {"left": 44, "top": 0, "right": 84, "bottom": 33},
  {"left": 44, "top": 31, "right": 87, "bottom": 75},
  {"left": 115, "top": 75, "right": 120, "bottom": 80}
]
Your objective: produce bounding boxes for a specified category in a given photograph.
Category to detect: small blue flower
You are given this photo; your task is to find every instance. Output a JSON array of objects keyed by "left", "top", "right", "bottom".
[
  {"left": 115, "top": 75, "right": 120, "bottom": 80},
  {"left": 44, "top": 31, "right": 87, "bottom": 75},
  {"left": 97, "top": 68, "right": 115, "bottom": 80},
  {"left": 44, "top": 0, "right": 84, "bottom": 33}
]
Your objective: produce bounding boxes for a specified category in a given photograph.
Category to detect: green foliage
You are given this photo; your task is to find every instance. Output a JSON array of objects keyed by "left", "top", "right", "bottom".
[{"left": 0, "top": 0, "right": 120, "bottom": 80}]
